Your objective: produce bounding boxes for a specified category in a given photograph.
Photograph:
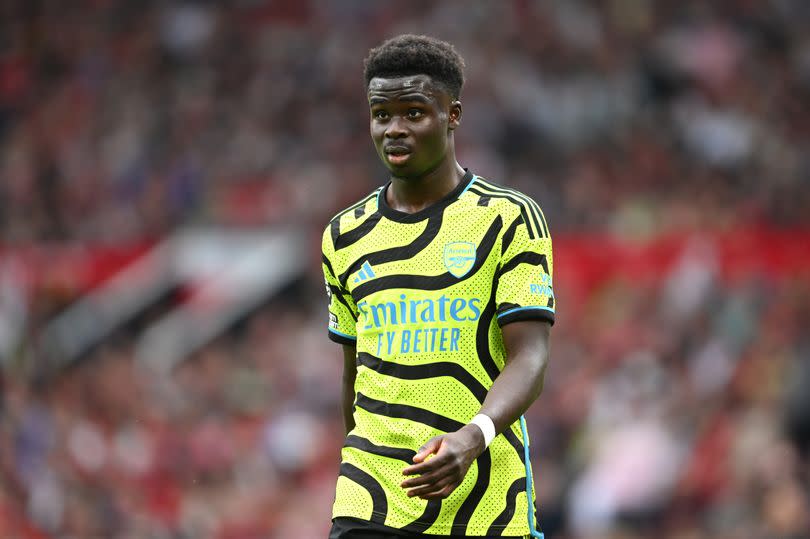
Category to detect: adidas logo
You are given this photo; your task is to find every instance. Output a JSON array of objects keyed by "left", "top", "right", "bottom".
[{"left": 354, "top": 261, "right": 376, "bottom": 283}]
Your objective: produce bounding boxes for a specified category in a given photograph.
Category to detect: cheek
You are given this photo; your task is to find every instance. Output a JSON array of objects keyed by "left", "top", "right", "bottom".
[
  {"left": 422, "top": 122, "right": 448, "bottom": 148},
  {"left": 369, "top": 123, "right": 384, "bottom": 142}
]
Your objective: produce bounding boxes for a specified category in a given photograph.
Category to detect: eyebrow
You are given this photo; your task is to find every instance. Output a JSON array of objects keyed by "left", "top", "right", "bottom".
[
  {"left": 399, "top": 94, "right": 431, "bottom": 104},
  {"left": 368, "top": 94, "right": 432, "bottom": 106}
]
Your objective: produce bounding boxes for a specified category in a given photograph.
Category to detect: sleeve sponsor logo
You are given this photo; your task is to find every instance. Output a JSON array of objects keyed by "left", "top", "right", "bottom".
[{"left": 529, "top": 273, "right": 554, "bottom": 297}]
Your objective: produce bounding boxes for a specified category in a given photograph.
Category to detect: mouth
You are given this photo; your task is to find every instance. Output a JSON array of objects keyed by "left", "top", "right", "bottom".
[{"left": 384, "top": 146, "right": 412, "bottom": 165}]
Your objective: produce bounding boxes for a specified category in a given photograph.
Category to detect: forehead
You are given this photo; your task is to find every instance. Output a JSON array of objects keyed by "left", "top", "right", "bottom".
[{"left": 367, "top": 74, "right": 446, "bottom": 100}]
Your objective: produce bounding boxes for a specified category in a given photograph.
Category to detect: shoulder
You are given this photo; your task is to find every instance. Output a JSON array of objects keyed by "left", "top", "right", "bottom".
[
  {"left": 464, "top": 175, "right": 550, "bottom": 240},
  {"left": 322, "top": 187, "right": 384, "bottom": 252}
]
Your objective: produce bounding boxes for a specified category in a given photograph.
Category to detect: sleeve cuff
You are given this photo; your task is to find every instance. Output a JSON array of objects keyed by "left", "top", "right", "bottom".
[
  {"left": 328, "top": 328, "right": 357, "bottom": 345},
  {"left": 497, "top": 306, "right": 555, "bottom": 327}
]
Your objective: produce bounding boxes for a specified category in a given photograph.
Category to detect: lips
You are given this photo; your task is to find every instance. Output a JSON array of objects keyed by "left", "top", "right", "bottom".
[
  {"left": 384, "top": 145, "right": 412, "bottom": 165},
  {"left": 384, "top": 145, "right": 411, "bottom": 155}
]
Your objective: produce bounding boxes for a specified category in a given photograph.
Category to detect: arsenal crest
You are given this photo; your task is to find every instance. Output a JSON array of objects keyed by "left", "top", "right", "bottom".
[{"left": 443, "top": 242, "right": 476, "bottom": 278}]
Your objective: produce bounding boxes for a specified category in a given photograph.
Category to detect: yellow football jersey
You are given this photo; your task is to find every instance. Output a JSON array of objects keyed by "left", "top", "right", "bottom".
[{"left": 322, "top": 170, "right": 554, "bottom": 536}]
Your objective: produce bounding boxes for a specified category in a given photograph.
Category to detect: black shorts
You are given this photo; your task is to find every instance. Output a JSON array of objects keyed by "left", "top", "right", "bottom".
[{"left": 329, "top": 517, "right": 529, "bottom": 538}]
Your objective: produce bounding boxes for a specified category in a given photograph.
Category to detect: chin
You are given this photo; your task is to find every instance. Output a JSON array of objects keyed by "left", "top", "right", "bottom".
[
  {"left": 383, "top": 161, "right": 415, "bottom": 176},
  {"left": 389, "top": 168, "right": 424, "bottom": 181}
]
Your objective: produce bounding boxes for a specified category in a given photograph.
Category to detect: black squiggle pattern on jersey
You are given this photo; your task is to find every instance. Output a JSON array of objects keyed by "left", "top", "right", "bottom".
[
  {"left": 351, "top": 395, "right": 490, "bottom": 534},
  {"left": 324, "top": 254, "right": 358, "bottom": 322},
  {"left": 338, "top": 213, "right": 443, "bottom": 287},
  {"left": 469, "top": 187, "right": 536, "bottom": 240},
  {"left": 339, "top": 462, "right": 388, "bottom": 524},
  {"left": 351, "top": 216, "right": 502, "bottom": 302},
  {"left": 342, "top": 436, "right": 444, "bottom": 534},
  {"left": 358, "top": 352, "right": 487, "bottom": 403},
  {"left": 501, "top": 214, "right": 523, "bottom": 256},
  {"left": 451, "top": 449, "right": 491, "bottom": 534},
  {"left": 343, "top": 435, "right": 415, "bottom": 463},
  {"left": 335, "top": 212, "right": 383, "bottom": 251},
  {"left": 486, "top": 477, "right": 526, "bottom": 535},
  {"left": 502, "top": 428, "right": 526, "bottom": 461},
  {"left": 330, "top": 191, "right": 380, "bottom": 245},
  {"left": 497, "top": 252, "right": 548, "bottom": 278},
  {"left": 474, "top": 179, "right": 548, "bottom": 238},
  {"left": 400, "top": 499, "right": 443, "bottom": 533},
  {"left": 475, "top": 268, "right": 502, "bottom": 383},
  {"left": 355, "top": 392, "right": 463, "bottom": 432}
]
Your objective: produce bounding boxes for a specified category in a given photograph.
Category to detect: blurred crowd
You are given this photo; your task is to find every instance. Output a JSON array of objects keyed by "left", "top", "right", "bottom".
[
  {"left": 3, "top": 272, "right": 809, "bottom": 539},
  {"left": 1, "top": 0, "right": 809, "bottom": 240},
  {"left": 1, "top": 0, "right": 809, "bottom": 538},
  {"left": 3, "top": 266, "right": 810, "bottom": 539}
]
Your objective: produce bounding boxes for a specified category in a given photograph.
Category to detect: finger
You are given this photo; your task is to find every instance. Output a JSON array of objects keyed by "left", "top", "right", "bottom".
[
  {"left": 419, "top": 485, "right": 455, "bottom": 500},
  {"left": 404, "top": 461, "right": 467, "bottom": 493},
  {"left": 402, "top": 460, "right": 437, "bottom": 477},
  {"left": 409, "top": 486, "right": 445, "bottom": 499},
  {"left": 400, "top": 466, "right": 448, "bottom": 488},
  {"left": 404, "top": 438, "right": 451, "bottom": 476},
  {"left": 411, "top": 436, "right": 443, "bottom": 464},
  {"left": 405, "top": 478, "right": 455, "bottom": 499},
  {"left": 402, "top": 451, "right": 450, "bottom": 477}
]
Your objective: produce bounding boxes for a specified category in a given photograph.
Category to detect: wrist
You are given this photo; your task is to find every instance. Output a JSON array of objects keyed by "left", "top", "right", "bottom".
[{"left": 468, "top": 414, "right": 496, "bottom": 448}]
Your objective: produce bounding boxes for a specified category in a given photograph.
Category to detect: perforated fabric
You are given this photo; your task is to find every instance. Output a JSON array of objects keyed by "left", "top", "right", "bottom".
[{"left": 321, "top": 171, "right": 554, "bottom": 535}]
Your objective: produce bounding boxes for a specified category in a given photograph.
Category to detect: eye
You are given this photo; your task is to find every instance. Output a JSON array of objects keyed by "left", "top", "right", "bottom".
[
  {"left": 373, "top": 109, "right": 389, "bottom": 120},
  {"left": 407, "top": 108, "right": 424, "bottom": 119}
]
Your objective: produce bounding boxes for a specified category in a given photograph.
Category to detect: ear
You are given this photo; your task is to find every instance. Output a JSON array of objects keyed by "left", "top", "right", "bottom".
[{"left": 448, "top": 100, "right": 462, "bottom": 131}]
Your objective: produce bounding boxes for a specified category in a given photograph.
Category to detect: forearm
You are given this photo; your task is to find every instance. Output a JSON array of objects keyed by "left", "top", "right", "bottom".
[
  {"left": 342, "top": 372, "right": 356, "bottom": 434},
  {"left": 478, "top": 354, "right": 545, "bottom": 434},
  {"left": 478, "top": 321, "right": 550, "bottom": 435},
  {"left": 400, "top": 321, "right": 551, "bottom": 500}
]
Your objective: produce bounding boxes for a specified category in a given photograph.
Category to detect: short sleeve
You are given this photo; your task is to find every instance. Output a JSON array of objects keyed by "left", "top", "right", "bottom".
[
  {"left": 322, "top": 228, "right": 359, "bottom": 345},
  {"left": 495, "top": 213, "right": 555, "bottom": 327}
]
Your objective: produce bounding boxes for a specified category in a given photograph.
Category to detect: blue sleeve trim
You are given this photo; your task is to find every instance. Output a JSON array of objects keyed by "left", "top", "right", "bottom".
[
  {"left": 328, "top": 327, "right": 357, "bottom": 345},
  {"left": 497, "top": 305, "right": 555, "bottom": 318},
  {"left": 497, "top": 305, "right": 555, "bottom": 327}
]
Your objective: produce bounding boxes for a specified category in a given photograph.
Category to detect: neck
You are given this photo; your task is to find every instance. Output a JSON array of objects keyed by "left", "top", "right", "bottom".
[{"left": 386, "top": 154, "right": 466, "bottom": 214}]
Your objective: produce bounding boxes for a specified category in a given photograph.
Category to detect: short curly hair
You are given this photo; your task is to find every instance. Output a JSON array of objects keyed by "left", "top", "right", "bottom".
[{"left": 364, "top": 34, "right": 465, "bottom": 99}]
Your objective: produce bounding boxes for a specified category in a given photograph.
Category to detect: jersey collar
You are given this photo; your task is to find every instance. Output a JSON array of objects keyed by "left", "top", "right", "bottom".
[{"left": 377, "top": 169, "right": 474, "bottom": 223}]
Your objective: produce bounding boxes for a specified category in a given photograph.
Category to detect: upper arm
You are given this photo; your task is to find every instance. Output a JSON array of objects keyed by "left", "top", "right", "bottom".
[{"left": 501, "top": 320, "right": 550, "bottom": 364}]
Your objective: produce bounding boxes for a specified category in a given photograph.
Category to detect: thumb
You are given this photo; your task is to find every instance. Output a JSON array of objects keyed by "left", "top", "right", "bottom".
[{"left": 412, "top": 436, "right": 444, "bottom": 463}]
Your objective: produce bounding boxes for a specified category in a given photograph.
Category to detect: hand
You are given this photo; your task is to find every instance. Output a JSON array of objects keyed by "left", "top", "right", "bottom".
[{"left": 400, "top": 424, "right": 486, "bottom": 499}]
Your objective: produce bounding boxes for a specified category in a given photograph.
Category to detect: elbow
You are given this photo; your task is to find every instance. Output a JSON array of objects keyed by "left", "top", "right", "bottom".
[
  {"left": 342, "top": 370, "right": 356, "bottom": 387},
  {"left": 531, "top": 361, "right": 547, "bottom": 399},
  {"left": 529, "top": 347, "right": 549, "bottom": 398}
]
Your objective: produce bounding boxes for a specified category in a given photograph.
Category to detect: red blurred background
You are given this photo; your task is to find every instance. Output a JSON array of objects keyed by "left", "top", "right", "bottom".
[{"left": 1, "top": 1, "right": 809, "bottom": 538}]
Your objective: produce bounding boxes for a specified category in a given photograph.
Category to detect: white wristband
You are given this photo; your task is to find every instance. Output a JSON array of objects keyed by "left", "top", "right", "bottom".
[{"left": 469, "top": 414, "right": 496, "bottom": 448}]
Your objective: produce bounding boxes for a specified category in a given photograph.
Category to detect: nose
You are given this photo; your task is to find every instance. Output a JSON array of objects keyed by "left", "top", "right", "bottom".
[{"left": 385, "top": 117, "right": 407, "bottom": 139}]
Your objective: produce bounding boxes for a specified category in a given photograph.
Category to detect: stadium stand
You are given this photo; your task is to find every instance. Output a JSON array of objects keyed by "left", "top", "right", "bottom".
[{"left": 0, "top": 1, "right": 808, "bottom": 538}]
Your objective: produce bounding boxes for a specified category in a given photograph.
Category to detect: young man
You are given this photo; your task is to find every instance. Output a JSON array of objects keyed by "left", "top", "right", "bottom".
[{"left": 322, "top": 35, "right": 554, "bottom": 538}]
